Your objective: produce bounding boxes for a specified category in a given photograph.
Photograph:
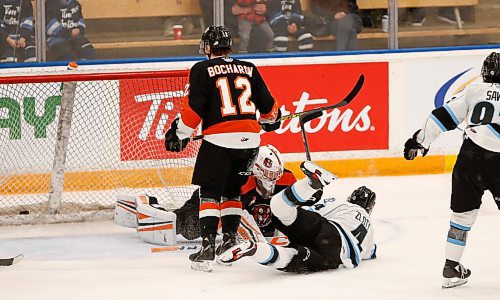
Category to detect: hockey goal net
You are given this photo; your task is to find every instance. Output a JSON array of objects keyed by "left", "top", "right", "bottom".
[{"left": 0, "top": 65, "right": 200, "bottom": 225}]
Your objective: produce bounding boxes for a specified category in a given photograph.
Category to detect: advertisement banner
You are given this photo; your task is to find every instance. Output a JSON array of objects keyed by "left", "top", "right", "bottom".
[
  {"left": 260, "top": 62, "right": 389, "bottom": 153},
  {"left": 119, "top": 77, "right": 199, "bottom": 161},
  {"left": 119, "top": 62, "right": 389, "bottom": 160}
]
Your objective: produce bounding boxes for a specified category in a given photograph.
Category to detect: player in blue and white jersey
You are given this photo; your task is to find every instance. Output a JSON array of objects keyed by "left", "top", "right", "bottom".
[{"left": 404, "top": 52, "right": 500, "bottom": 288}]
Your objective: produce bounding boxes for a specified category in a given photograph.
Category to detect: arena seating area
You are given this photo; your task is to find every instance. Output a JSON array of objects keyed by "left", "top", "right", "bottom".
[{"left": 80, "top": 0, "right": 499, "bottom": 59}]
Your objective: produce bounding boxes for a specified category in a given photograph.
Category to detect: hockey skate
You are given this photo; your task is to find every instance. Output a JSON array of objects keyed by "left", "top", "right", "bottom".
[
  {"left": 215, "top": 232, "right": 237, "bottom": 266},
  {"left": 300, "top": 161, "right": 337, "bottom": 189},
  {"left": 442, "top": 261, "right": 471, "bottom": 288},
  {"left": 189, "top": 235, "right": 215, "bottom": 272},
  {"left": 218, "top": 240, "right": 257, "bottom": 264}
]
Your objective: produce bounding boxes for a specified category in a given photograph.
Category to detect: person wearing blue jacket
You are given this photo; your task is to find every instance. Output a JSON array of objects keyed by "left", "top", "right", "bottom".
[
  {"left": 0, "top": 0, "right": 35, "bottom": 62},
  {"left": 45, "top": 0, "right": 95, "bottom": 61},
  {"left": 267, "top": 0, "right": 313, "bottom": 52}
]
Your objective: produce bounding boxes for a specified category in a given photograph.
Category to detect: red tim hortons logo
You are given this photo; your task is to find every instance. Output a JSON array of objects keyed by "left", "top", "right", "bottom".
[
  {"left": 119, "top": 76, "right": 201, "bottom": 161},
  {"left": 258, "top": 62, "right": 389, "bottom": 153}
]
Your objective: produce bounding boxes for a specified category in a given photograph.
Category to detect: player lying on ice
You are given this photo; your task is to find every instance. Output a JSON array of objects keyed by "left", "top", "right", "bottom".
[
  {"left": 218, "top": 160, "right": 377, "bottom": 273},
  {"left": 115, "top": 147, "right": 376, "bottom": 273}
]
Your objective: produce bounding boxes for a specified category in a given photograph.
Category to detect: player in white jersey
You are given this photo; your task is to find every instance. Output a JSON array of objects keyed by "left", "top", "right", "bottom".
[
  {"left": 219, "top": 161, "right": 377, "bottom": 273},
  {"left": 404, "top": 52, "right": 500, "bottom": 288}
]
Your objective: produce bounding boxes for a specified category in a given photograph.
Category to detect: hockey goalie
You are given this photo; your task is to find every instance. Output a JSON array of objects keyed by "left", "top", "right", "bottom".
[{"left": 114, "top": 145, "right": 297, "bottom": 247}]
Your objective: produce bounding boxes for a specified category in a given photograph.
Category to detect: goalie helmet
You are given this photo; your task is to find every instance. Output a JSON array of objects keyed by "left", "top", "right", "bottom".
[
  {"left": 199, "top": 26, "right": 232, "bottom": 55},
  {"left": 347, "top": 186, "right": 376, "bottom": 214},
  {"left": 252, "top": 145, "right": 284, "bottom": 196},
  {"left": 482, "top": 52, "right": 500, "bottom": 83}
]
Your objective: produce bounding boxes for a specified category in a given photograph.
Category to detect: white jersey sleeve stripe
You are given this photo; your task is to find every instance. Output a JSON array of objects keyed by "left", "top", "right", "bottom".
[
  {"left": 443, "top": 104, "right": 460, "bottom": 125},
  {"left": 486, "top": 125, "right": 500, "bottom": 139},
  {"left": 290, "top": 185, "right": 307, "bottom": 203},
  {"left": 429, "top": 114, "right": 447, "bottom": 132}
]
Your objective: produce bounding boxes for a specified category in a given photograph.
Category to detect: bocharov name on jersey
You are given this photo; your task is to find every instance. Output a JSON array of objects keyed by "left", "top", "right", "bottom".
[
  {"left": 207, "top": 61, "right": 254, "bottom": 77},
  {"left": 176, "top": 56, "right": 278, "bottom": 149}
]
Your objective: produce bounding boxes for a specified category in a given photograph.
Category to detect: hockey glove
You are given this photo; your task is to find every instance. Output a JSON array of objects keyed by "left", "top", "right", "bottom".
[
  {"left": 260, "top": 109, "right": 282, "bottom": 132},
  {"left": 165, "top": 118, "right": 189, "bottom": 152},
  {"left": 404, "top": 130, "right": 429, "bottom": 160}
]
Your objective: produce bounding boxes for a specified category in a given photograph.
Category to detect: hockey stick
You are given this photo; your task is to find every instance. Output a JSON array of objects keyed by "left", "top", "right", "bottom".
[
  {"left": 151, "top": 245, "right": 200, "bottom": 253},
  {"left": 189, "top": 74, "right": 365, "bottom": 142},
  {"left": 0, "top": 254, "right": 24, "bottom": 266},
  {"left": 278, "top": 74, "right": 365, "bottom": 121},
  {"left": 299, "top": 111, "right": 323, "bottom": 161},
  {"left": 150, "top": 236, "right": 290, "bottom": 253}
]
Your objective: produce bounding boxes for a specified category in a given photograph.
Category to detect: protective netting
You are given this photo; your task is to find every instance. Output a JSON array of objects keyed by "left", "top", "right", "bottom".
[{"left": 0, "top": 70, "right": 200, "bottom": 224}]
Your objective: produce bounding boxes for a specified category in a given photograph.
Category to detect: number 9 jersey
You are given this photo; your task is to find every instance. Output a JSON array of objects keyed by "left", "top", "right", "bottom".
[
  {"left": 176, "top": 57, "right": 279, "bottom": 149},
  {"left": 415, "top": 82, "right": 500, "bottom": 153}
]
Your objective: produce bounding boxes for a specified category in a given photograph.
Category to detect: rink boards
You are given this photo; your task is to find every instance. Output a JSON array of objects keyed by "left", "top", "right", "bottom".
[{"left": 0, "top": 47, "right": 498, "bottom": 193}]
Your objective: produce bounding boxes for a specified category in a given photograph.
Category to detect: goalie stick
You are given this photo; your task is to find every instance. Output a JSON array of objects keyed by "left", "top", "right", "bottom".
[
  {"left": 151, "top": 244, "right": 200, "bottom": 253},
  {"left": 150, "top": 236, "right": 290, "bottom": 253},
  {"left": 0, "top": 254, "right": 24, "bottom": 266},
  {"left": 189, "top": 74, "right": 365, "bottom": 142}
]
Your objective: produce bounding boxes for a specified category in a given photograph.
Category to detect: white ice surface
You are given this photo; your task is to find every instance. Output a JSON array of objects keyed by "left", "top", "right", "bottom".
[{"left": 1, "top": 174, "right": 499, "bottom": 300}]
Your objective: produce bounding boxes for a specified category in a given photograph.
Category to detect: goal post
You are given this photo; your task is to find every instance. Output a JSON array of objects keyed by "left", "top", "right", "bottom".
[
  {"left": 0, "top": 66, "right": 200, "bottom": 225},
  {"left": 48, "top": 79, "right": 77, "bottom": 214}
]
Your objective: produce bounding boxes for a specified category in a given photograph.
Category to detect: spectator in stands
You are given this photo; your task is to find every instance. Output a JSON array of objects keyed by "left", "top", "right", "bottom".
[
  {"left": 405, "top": 8, "right": 426, "bottom": 26},
  {"left": 310, "top": 0, "right": 362, "bottom": 51},
  {"left": 199, "top": 0, "right": 239, "bottom": 37},
  {"left": 437, "top": 7, "right": 464, "bottom": 26},
  {"left": 0, "top": 0, "right": 36, "bottom": 63},
  {"left": 232, "top": 0, "right": 274, "bottom": 53},
  {"left": 45, "top": 0, "right": 96, "bottom": 61},
  {"left": 267, "top": 0, "right": 313, "bottom": 52}
]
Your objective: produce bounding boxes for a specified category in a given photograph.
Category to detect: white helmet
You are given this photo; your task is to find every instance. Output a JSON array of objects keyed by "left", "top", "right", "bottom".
[{"left": 252, "top": 145, "right": 284, "bottom": 197}]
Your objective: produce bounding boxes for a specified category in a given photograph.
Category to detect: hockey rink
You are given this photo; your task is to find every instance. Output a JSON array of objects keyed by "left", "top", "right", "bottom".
[{"left": 1, "top": 173, "right": 499, "bottom": 300}]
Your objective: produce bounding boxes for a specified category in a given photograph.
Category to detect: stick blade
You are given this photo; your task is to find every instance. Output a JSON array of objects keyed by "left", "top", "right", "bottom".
[
  {"left": 0, "top": 254, "right": 24, "bottom": 266},
  {"left": 339, "top": 74, "right": 365, "bottom": 106},
  {"left": 151, "top": 244, "right": 200, "bottom": 253}
]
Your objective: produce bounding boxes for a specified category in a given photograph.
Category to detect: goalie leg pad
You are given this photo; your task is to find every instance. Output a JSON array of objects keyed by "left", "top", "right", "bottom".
[
  {"left": 136, "top": 195, "right": 177, "bottom": 246},
  {"left": 114, "top": 193, "right": 138, "bottom": 228},
  {"left": 238, "top": 210, "right": 267, "bottom": 243}
]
